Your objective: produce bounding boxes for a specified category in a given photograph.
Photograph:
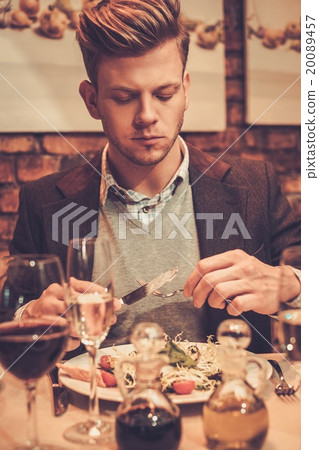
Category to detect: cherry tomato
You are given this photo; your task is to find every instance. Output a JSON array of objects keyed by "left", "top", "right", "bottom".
[
  {"left": 101, "top": 371, "right": 117, "bottom": 387},
  {"left": 173, "top": 380, "right": 195, "bottom": 395},
  {"left": 100, "top": 355, "right": 112, "bottom": 371}
]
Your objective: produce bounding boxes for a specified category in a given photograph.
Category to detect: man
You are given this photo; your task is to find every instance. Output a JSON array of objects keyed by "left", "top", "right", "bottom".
[{"left": 10, "top": 0, "right": 300, "bottom": 352}]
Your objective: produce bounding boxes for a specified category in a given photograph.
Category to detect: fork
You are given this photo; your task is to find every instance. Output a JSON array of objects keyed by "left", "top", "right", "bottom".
[
  {"left": 136, "top": 279, "right": 183, "bottom": 298},
  {"left": 268, "top": 359, "right": 297, "bottom": 396}
]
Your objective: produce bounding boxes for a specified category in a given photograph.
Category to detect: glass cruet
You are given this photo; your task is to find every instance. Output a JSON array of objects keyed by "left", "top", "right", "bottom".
[
  {"left": 203, "top": 319, "right": 269, "bottom": 449},
  {"left": 115, "top": 322, "right": 182, "bottom": 450}
]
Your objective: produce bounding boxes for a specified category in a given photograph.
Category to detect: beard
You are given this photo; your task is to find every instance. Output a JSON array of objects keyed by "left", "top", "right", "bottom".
[{"left": 102, "top": 115, "right": 184, "bottom": 167}]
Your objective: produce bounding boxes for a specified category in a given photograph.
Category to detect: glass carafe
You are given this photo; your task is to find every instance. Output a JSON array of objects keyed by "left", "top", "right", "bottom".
[
  {"left": 203, "top": 319, "right": 268, "bottom": 449},
  {"left": 115, "top": 322, "right": 181, "bottom": 450}
]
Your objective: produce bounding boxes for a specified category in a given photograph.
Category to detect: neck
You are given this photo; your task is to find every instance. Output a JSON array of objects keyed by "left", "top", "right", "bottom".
[{"left": 107, "top": 139, "right": 183, "bottom": 198}]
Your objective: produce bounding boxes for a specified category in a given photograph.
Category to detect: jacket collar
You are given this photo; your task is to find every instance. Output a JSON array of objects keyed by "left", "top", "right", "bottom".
[
  {"left": 55, "top": 144, "right": 231, "bottom": 199},
  {"left": 55, "top": 151, "right": 103, "bottom": 198}
]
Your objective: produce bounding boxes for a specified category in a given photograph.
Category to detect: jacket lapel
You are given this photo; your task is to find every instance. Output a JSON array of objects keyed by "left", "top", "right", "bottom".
[
  {"left": 189, "top": 158, "right": 248, "bottom": 258},
  {"left": 42, "top": 152, "right": 102, "bottom": 271}
]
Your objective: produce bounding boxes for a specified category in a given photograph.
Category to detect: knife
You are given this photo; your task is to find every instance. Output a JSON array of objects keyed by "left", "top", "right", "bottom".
[
  {"left": 47, "top": 366, "right": 69, "bottom": 416},
  {"left": 120, "top": 266, "right": 178, "bottom": 305}
]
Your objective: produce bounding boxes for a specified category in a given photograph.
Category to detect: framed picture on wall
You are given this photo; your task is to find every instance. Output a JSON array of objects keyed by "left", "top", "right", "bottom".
[
  {"left": 0, "top": 0, "right": 226, "bottom": 132},
  {"left": 245, "top": 0, "right": 301, "bottom": 125}
]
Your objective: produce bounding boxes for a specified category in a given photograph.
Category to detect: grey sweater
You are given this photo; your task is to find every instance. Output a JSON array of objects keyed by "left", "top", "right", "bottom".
[{"left": 94, "top": 174, "right": 204, "bottom": 346}]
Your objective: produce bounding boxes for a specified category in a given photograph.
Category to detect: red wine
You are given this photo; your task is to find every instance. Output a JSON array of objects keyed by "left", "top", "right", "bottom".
[
  {"left": 0, "top": 321, "right": 69, "bottom": 381},
  {"left": 116, "top": 406, "right": 181, "bottom": 450}
]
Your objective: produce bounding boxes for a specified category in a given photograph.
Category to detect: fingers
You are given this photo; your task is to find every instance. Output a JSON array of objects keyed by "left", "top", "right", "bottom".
[
  {"left": 69, "top": 277, "right": 105, "bottom": 294},
  {"left": 184, "top": 249, "right": 282, "bottom": 315},
  {"left": 184, "top": 249, "right": 246, "bottom": 298},
  {"left": 226, "top": 294, "right": 257, "bottom": 316},
  {"left": 110, "top": 313, "right": 117, "bottom": 325},
  {"left": 43, "top": 283, "right": 65, "bottom": 300},
  {"left": 25, "top": 297, "right": 65, "bottom": 318},
  {"left": 113, "top": 297, "right": 122, "bottom": 311},
  {"left": 191, "top": 267, "right": 239, "bottom": 308}
]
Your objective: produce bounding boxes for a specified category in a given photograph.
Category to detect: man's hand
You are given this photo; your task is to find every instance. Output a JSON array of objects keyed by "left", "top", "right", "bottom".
[
  {"left": 23, "top": 280, "right": 122, "bottom": 351},
  {"left": 183, "top": 249, "right": 301, "bottom": 316},
  {"left": 23, "top": 283, "right": 66, "bottom": 318},
  {"left": 68, "top": 278, "right": 122, "bottom": 326}
]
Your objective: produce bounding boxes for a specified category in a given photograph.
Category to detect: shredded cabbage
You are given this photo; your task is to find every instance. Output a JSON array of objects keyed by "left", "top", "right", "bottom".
[{"left": 111, "top": 335, "right": 221, "bottom": 393}]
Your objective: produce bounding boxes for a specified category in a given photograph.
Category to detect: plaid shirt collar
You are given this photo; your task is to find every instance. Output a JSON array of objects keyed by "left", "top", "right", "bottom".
[{"left": 99, "top": 136, "right": 189, "bottom": 206}]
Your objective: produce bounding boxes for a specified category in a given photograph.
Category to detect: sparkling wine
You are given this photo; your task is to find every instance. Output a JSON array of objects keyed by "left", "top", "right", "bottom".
[
  {"left": 67, "top": 291, "right": 113, "bottom": 346},
  {"left": 0, "top": 321, "right": 69, "bottom": 380}
]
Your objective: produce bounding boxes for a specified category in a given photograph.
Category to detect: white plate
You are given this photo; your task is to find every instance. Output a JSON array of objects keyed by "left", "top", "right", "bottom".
[{"left": 59, "top": 344, "right": 272, "bottom": 405}]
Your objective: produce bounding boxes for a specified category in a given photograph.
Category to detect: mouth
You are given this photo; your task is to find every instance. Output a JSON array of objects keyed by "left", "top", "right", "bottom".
[{"left": 132, "top": 136, "right": 164, "bottom": 144}]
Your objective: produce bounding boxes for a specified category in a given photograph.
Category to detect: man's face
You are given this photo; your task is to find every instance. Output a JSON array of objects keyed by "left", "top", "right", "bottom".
[{"left": 81, "top": 40, "right": 190, "bottom": 166}]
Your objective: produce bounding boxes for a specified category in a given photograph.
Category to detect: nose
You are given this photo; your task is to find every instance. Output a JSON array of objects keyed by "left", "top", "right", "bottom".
[{"left": 133, "top": 95, "right": 158, "bottom": 128}]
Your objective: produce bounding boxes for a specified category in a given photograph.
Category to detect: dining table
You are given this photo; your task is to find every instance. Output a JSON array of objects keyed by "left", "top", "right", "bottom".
[{"left": 0, "top": 353, "right": 301, "bottom": 450}]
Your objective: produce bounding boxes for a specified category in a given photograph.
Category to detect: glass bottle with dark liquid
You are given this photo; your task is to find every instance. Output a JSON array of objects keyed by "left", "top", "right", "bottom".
[
  {"left": 203, "top": 319, "right": 269, "bottom": 449},
  {"left": 115, "top": 322, "right": 181, "bottom": 450}
]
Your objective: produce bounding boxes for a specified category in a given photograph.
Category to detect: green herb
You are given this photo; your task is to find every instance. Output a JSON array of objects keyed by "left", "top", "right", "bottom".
[{"left": 161, "top": 341, "right": 198, "bottom": 368}]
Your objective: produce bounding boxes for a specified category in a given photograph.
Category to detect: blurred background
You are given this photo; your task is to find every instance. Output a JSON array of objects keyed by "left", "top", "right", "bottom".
[{"left": 0, "top": 0, "right": 301, "bottom": 256}]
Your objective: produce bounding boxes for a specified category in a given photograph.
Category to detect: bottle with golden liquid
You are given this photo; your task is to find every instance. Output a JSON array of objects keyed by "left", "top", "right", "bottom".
[{"left": 203, "top": 319, "right": 268, "bottom": 449}]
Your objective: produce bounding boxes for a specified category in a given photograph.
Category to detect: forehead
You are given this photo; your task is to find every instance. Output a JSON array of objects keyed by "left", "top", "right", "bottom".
[{"left": 96, "top": 39, "right": 184, "bottom": 91}]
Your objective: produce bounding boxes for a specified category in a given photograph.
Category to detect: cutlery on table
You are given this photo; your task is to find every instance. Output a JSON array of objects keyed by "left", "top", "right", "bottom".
[
  {"left": 48, "top": 366, "right": 69, "bottom": 416},
  {"left": 120, "top": 266, "right": 178, "bottom": 305},
  {"left": 267, "top": 359, "right": 298, "bottom": 396}
]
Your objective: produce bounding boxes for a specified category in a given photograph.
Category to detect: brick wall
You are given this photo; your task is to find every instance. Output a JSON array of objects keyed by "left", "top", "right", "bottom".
[{"left": 0, "top": 0, "right": 300, "bottom": 255}]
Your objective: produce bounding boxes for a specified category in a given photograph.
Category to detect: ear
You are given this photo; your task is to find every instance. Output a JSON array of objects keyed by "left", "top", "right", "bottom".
[
  {"left": 79, "top": 80, "right": 101, "bottom": 120},
  {"left": 183, "top": 71, "right": 190, "bottom": 111}
]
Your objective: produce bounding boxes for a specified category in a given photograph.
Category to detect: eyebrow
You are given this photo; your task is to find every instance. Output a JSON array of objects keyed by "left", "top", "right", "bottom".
[{"left": 108, "top": 83, "right": 181, "bottom": 94}]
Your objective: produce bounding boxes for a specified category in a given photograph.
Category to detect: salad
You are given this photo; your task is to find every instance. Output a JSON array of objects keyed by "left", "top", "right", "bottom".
[{"left": 99, "top": 335, "right": 221, "bottom": 395}]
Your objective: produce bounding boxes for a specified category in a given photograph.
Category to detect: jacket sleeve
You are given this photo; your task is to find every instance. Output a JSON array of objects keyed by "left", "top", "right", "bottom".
[
  {"left": 265, "top": 162, "right": 301, "bottom": 265},
  {"left": 9, "top": 184, "right": 44, "bottom": 255}
]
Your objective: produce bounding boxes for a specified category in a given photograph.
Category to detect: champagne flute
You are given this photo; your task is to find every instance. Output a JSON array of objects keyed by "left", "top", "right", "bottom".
[
  {"left": 278, "top": 245, "right": 301, "bottom": 361},
  {"left": 63, "top": 237, "right": 115, "bottom": 445},
  {"left": 0, "top": 254, "right": 69, "bottom": 450},
  {"left": 278, "top": 245, "right": 301, "bottom": 385}
]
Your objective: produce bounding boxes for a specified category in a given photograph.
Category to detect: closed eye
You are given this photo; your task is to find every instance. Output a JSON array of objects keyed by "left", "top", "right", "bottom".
[
  {"left": 156, "top": 95, "right": 173, "bottom": 102},
  {"left": 112, "top": 96, "right": 134, "bottom": 104}
]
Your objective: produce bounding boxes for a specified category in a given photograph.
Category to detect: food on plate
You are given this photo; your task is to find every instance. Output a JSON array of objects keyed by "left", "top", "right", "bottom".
[
  {"left": 59, "top": 336, "right": 221, "bottom": 396},
  {"left": 57, "top": 363, "right": 106, "bottom": 387},
  {"left": 100, "top": 355, "right": 112, "bottom": 371},
  {"left": 173, "top": 380, "right": 195, "bottom": 395},
  {"left": 101, "top": 371, "right": 117, "bottom": 387}
]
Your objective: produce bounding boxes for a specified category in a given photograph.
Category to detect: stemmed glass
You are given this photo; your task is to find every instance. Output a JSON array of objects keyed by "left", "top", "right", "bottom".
[
  {"left": 63, "top": 237, "right": 115, "bottom": 445},
  {"left": 278, "top": 245, "right": 301, "bottom": 385},
  {"left": 0, "top": 254, "right": 69, "bottom": 450}
]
